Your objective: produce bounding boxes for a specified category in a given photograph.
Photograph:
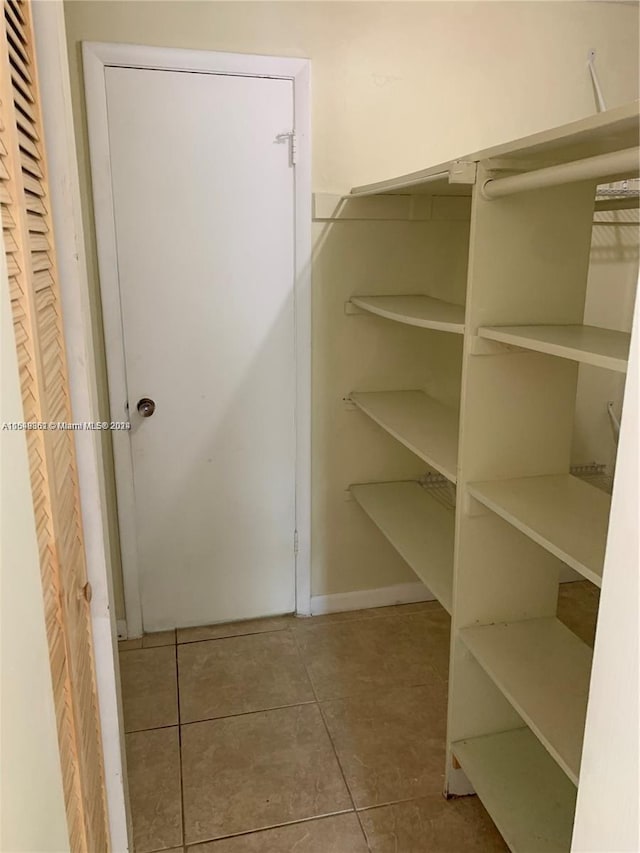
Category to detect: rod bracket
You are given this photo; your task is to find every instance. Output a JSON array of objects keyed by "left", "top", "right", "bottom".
[{"left": 343, "top": 396, "right": 357, "bottom": 411}]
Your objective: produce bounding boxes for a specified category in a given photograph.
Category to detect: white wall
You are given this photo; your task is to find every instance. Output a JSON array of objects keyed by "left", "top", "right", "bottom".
[
  {"left": 572, "top": 282, "right": 639, "bottom": 852},
  {"left": 0, "top": 237, "right": 69, "bottom": 852},
  {"left": 63, "top": 0, "right": 640, "bottom": 611}
]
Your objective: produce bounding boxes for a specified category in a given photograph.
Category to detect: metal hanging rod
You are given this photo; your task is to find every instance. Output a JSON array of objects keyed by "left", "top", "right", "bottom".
[
  {"left": 596, "top": 180, "right": 639, "bottom": 197},
  {"left": 482, "top": 147, "right": 640, "bottom": 200}
]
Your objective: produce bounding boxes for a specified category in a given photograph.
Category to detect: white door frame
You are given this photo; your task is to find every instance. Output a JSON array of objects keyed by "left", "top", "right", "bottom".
[{"left": 83, "top": 42, "right": 312, "bottom": 637}]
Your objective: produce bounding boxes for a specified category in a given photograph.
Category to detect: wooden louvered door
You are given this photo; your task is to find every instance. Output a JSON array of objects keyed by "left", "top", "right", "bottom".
[{"left": 0, "top": 1, "right": 109, "bottom": 850}]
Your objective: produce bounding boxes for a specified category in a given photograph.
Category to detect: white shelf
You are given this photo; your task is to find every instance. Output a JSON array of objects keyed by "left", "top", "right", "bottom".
[
  {"left": 461, "top": 618, "right": 592, "bottom": 784},
  {"left": 478, "top": 324, "right": 630, "bottom": 373},
  {"left": 350, "top": 390, "right": 459, "bottom": 483},
  {"left": 350, "top": 295, "right": 465, "bottom": 334},
  {"left": 468, "top": 474, "right": 611, "bottom": 587},
  {"left": 351, "top": 101, "right": 639, "bottom": 196},
  {"left": 351, "top": 481, "right": 454, "bottom": 613},
  {"left": 453, "top": 728, "right": 577, "bottom": 853}
]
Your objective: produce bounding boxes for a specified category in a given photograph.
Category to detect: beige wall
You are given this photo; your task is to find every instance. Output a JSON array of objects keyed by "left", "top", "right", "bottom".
[
  {"left": 63, "top": 1, "right": 639, "bottom": 612},
  {"left": 572, "top": 210, "right": 639, "bottom": 475},
  {"left": 0, "top": 242, "right": 69, "bottom": 851}
]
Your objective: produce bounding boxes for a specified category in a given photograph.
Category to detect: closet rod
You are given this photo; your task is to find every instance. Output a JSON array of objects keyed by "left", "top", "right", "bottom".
[{"left": 482, "top": 147, "right": 639, "bottom": 200}]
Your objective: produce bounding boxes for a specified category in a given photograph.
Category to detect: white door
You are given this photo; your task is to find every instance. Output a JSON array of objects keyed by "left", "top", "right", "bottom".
[{"left": 104, "top": 67, "right": 296, "bottom": 632}]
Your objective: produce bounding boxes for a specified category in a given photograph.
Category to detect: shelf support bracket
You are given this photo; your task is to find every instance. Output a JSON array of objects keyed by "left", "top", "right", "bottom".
[
  {"left": 449, "top": 160, "right": 477, "bottom": 185},
  {"left": 344, "top": 300, "right": 364, "bottom": 315},
  {"left": 463, "top": 492, "right": 489, "bottom": 518}
]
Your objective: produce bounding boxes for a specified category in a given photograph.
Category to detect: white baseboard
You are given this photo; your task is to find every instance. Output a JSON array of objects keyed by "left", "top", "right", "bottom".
[
  {"left": 119, "top": 573, "right": 582, "bottom": 631},
  {"left": 310, "top": 581, "right": 435, "bottom": 616},
  {"left": 309, "top": 570, "right": 583, "bottom": 617}
]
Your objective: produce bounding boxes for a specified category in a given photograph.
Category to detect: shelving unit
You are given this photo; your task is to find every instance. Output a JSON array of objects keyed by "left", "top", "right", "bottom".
[
  {"left": 350, "top": 390, "right": 459, "bottom": 482},
  {"left": 342, "top": 100, "right": 639, "bottom": 851},
  {"left": 452, "top": 729, "right": 577, "bottom": 853},
  {"left": 350, "top": 295, "right": 465, "bottom": 334},
  {"left": 468, "top": 474, "right": 611, "bottom": 587},
  {"left": 351, "top": 481, "right": 454, "bottom": 612},
  {"left": 460, "top": 618, "right": 592, "bottom": 784},
  {"left": 478, "top": 324, "right": 630, "bottom": 373}
]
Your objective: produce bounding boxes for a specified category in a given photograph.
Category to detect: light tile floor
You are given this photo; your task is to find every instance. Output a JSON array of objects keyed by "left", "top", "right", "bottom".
[{"left": 119, "top": 581, "right": 598, "bottom": 852}]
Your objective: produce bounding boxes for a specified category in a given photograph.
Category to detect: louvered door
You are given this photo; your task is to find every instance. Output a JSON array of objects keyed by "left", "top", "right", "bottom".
[{"left": 0, "top": 1, "right": 109, "bottom": 850}]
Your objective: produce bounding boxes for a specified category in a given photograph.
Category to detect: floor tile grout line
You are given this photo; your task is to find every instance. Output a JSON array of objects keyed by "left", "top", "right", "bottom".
[
  {"left": 128, "top": 678, "right": 444, "bottom": 734},
  {"left": 131, "top": 605, "right": 447, "bottom": 851},
  {"left": 124, "top": 721, "right": 181, "bottom": 736},
  {"left": 177, "top": 808, "right": 362, "bottom": 851},
  {"left": 353, "top": 793, "right": 454, "bottom": 814},
  {"left": 290, "top": 623, "right": 454, "bottom": 849},
  {"left": 290, "top": 628, "right": 372, "bottom": 852},
  {"left": 119, "top": 629, "right": 178, "bottom": 652},
  {"left": 146, "top": 792, "right": 501, "bottom": 853},
  {"left": 175, "top": 638, "right": 187, "bottom": 849},
  {"left": 129, "top": 603, "right": 443, "bottom": 651},
  {"left": 179, "top": 698, "right": 318, "bottom": 728},
  {"left": 173, "top": 600, "right": 445, "bottom": 646},
  {"left": 118, "top": 644, "right": 174, "bottom": 656},
  {"left": 176, "top": 626, "right": 292, "bottom": 646},
  {"left": 317, "top": 698, "right": 373, "bottom": 852}
]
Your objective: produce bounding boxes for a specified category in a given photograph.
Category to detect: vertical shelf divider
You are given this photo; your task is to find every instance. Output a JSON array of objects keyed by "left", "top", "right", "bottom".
[{"left": 445, "top": 170, "right": 598, "bottom": 840}]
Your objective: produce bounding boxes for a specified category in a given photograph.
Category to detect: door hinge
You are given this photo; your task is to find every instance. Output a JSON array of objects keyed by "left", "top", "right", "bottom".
[
  {"left": 294, "top": 529, "right": 299, "bottom": 555},
  {"left": 276, "top": 131, "right": 297, "bottom": 166}
]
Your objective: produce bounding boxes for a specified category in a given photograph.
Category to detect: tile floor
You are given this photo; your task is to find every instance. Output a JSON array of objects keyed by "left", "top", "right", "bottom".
[{"left": 119, "top": 581, "right": 598, "bottom": 852}]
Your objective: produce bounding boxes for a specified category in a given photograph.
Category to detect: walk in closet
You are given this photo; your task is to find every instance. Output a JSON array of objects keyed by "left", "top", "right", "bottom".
[{"left": 320, "top": 102, "right": 639, "bottom": 850}]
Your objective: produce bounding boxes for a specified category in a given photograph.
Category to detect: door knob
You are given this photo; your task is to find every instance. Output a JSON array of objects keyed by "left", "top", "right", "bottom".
[{"left": 137, "top": 397, "right": 156, "bottom": 418}]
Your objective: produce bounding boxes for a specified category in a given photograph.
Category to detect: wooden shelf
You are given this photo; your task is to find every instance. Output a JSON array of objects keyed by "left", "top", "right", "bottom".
[
  {"left": 351, "top": 481, "right": 454, "bottom": 613},
  {"left": 461, "top": 618, "right": 592, "bottom": 784},
  {"left": 350, "top": 295, "right": 465, "bottom": 334},
  {"left": 453, "top": 728, "right": 577, "bottom": 853},
  {"left": 478, "top": 324, "right": 630, "bottom": 373},
  {"left": 468, "top": 474, "right": 611, "bottom": 587},
  {"left": 350, "top": 390, "right": 459, "bottom": 482}
]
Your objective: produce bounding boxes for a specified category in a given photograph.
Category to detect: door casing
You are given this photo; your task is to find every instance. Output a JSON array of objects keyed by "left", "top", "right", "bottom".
[{"left": 83, "top": 42, "right": 311, "bottom": 638}]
